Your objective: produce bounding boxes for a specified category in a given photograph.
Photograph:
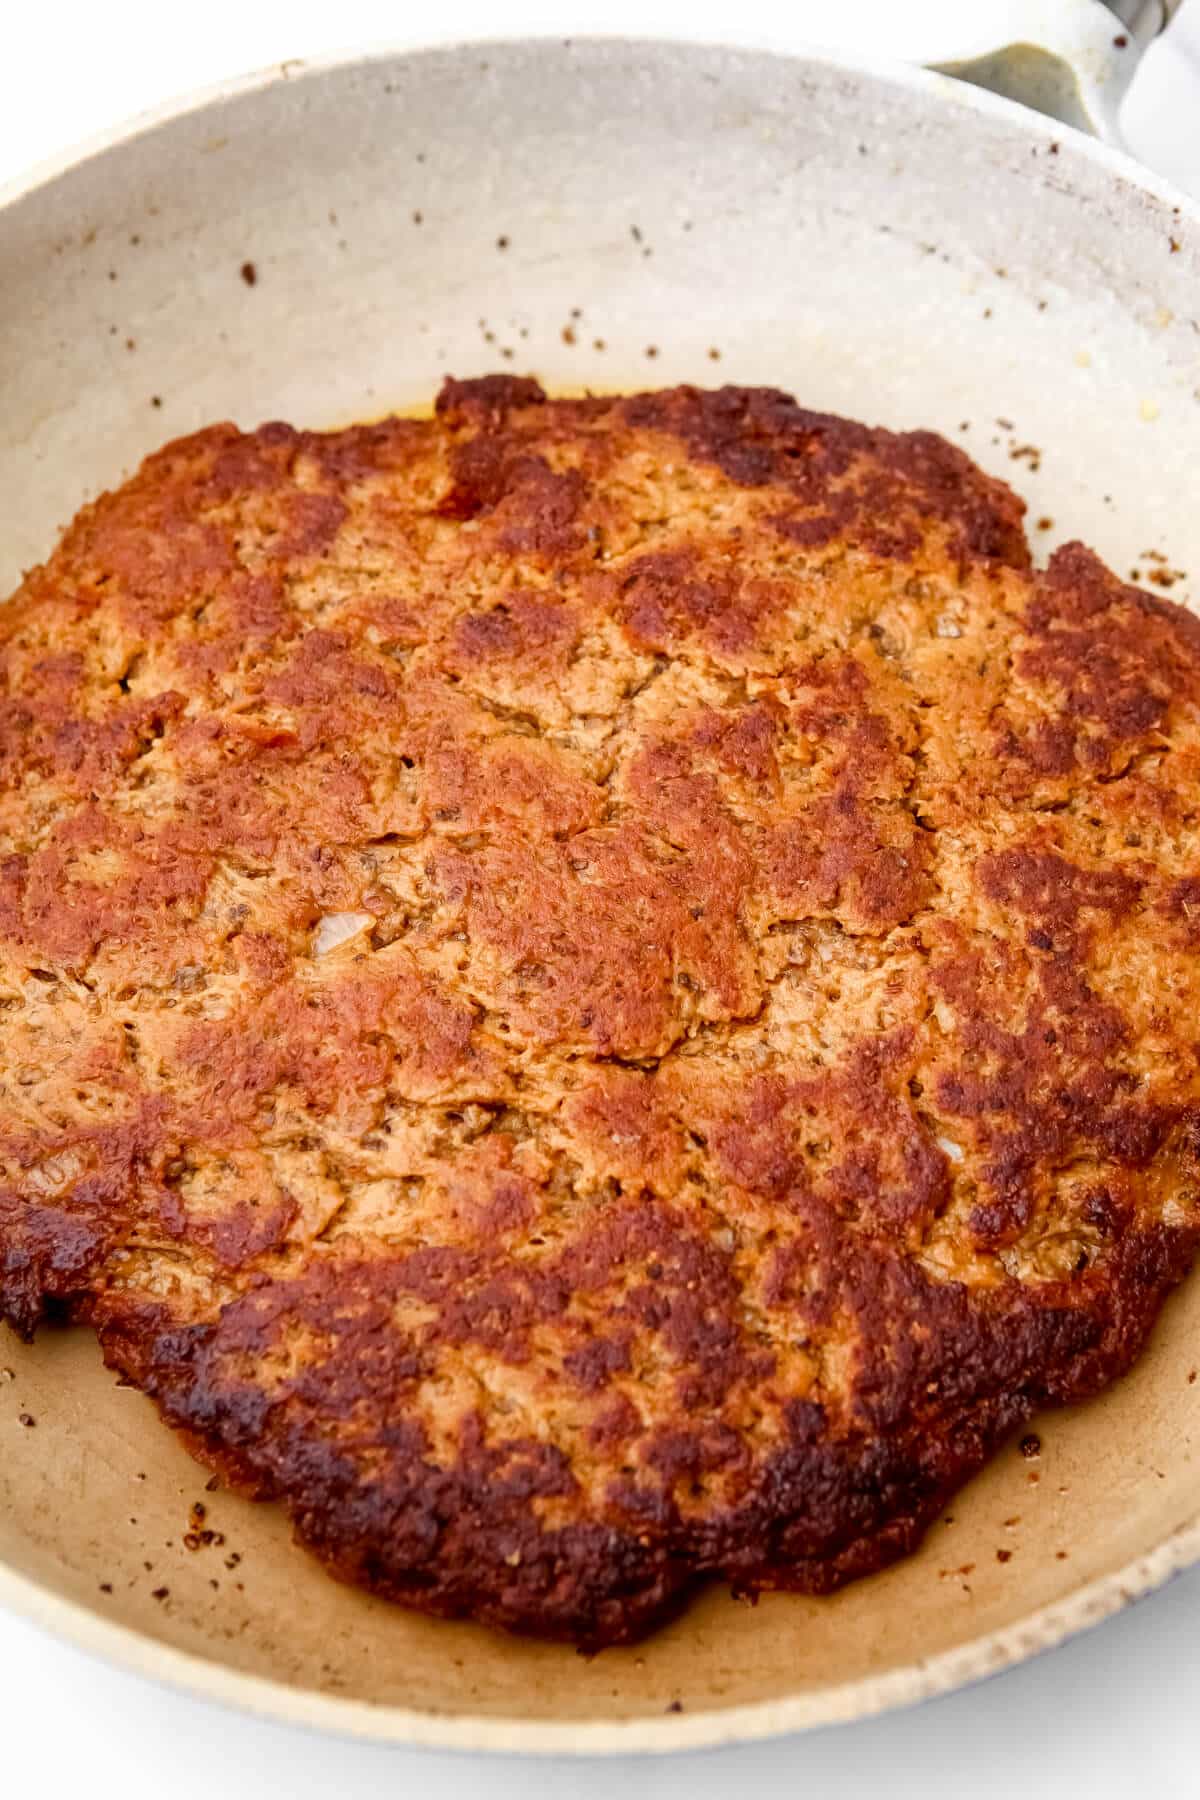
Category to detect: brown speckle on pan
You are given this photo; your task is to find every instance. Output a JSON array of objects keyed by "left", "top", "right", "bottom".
[
  {"left": 708, "top": 347, "right": 721, "bottom": 362},
  {"left": 99, "top": 1582, "right": 113, "bottom": 1594},
  {"left": 1188, "top": 1370, "right": 1197, "bottom": 1384},
  {"left": 665, "top": 1699, "right": 683, "bottom": 1713},
  {"left": 1020, "top": 1434, "right": 1042, "bottom": 1459},
  {"left": 1170, "top": 238, "right": 1181, "bottom": 253},
  {"left": 1138, "top": 549, "right": 1188, "bottom": 591},
  {"left": 1056, "top": 1549, "right": 1070, "bottom": 1560},
  {"left": 151, "top": 396, "right": 163, "bottom": 409},
  {"left": 1113, "top": 33, "right": 1129, "bottom": 47},
  {"left": 240, "top": 261, "right": 257, "bottom": 287},
  {"left": 562, "top": 326, "right": 577, "bottom": 347},
  {"left": 151, "top": 1587, "right": 169, "bottom": 1602},
  {"left": 593, "top": 338, "right": 606, "bottom": 352},
  {"left": 645, "top": 345, "right": 659, "bottom": 359},
  {"left": 1037, "top": 516, "right": 1054, "bottom": 531},
  {"left": 496, "top": 235, "right": 510, "bottom": 251},
  {"left": 412, "top": 211, "right": 423, "bottom": 226},
  {"left": 996, "top": 1548, "right": 1013, "bottom": 1563}
]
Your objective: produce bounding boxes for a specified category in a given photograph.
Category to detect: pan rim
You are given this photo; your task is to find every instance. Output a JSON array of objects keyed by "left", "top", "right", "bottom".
[
  {"left": 2, "top": 30, "right": 1199, "bottom": 1755},
  {"left": 3, "top": 1508, "right": 1200, "bottom": 1753},
  {"left": 1, "top": 28, "right": 1198, "bottom": 229}
]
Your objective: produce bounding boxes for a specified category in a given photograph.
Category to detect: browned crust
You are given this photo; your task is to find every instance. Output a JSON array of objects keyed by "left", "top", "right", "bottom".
[{"left": 2, "top": 377, "right": 1199, "bottom": 1647}]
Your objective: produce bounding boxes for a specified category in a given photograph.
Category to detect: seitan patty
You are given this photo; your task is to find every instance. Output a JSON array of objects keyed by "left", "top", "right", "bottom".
[{"left": 3, "top": 375, "right": 1200, "bottom": 1646}]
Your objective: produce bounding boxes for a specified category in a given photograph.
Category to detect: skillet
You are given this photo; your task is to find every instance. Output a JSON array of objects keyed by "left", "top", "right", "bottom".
[{"left": 1, "top": 10, "right": 1198, "bottom": 1755}]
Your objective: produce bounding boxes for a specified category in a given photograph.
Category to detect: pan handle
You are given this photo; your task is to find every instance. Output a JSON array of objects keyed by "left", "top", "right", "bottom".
[{"left": 927, "top": 0, "right": 1182, "bottom": 144}]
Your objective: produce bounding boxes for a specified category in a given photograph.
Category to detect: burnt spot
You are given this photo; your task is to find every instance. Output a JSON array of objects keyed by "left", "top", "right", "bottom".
[
  {"left": 977, "top": 847, "right": 1140, "bottom": 936},
  {"left": 435, "top": 374, "right": 547, "bottom": 426},
  {"left": 440, "top": 438, "right": 589, "bottom": 556},
  {"left": 623, "top": 385, "right": 1030, "bottom": 570},
  {"left": 613, "top": 549, "right": 771, "bottom": 657}
]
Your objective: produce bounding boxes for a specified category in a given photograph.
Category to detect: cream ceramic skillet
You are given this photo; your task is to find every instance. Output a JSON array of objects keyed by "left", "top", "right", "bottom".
[{"left": 1, "top": 1, "right": 1198, "bottom": 1756}]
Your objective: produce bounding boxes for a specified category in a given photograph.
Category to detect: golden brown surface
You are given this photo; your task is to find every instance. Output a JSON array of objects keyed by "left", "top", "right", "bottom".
[{"left": 3, "top": 376, "right": 1200, "bottom": 1646}]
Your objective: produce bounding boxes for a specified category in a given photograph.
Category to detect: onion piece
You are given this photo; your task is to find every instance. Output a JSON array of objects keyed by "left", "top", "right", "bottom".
[{"left": 313, "top": 911, "right": 374, "bottom": 956}]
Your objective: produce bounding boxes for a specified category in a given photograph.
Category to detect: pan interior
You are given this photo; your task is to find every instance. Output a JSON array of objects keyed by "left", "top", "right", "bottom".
[{"left": 1, "top": 36, "right": 1198, "bottom": 1744}]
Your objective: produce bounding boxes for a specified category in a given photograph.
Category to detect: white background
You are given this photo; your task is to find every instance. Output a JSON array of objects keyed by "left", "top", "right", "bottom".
[{"left": 2, "top": 4, "right": 1200, "bottom": 1795}]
